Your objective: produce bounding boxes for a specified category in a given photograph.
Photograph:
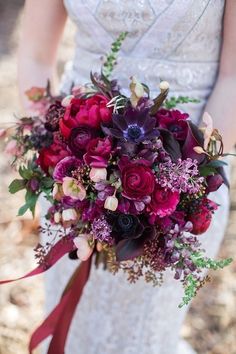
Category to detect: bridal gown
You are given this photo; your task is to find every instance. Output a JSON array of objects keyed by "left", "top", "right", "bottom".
[{"left": 41, "top": 1, "right": 230, "bottom": 353}]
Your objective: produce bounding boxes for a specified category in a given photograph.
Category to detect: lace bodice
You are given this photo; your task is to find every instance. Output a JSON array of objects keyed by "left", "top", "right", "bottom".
[
  {"left": 42, "top": 2, "right": 229, "bottom": 354},
  {"left": 62, "top": 0, "right": 225, "bottom": 99}
]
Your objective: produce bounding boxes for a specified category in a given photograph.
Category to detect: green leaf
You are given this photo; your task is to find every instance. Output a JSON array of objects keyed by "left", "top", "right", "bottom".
[
  {"left": 25, "top": 190, "right": 39, "bottom": 217},
  {"left": 199, "top": 165, "right": 217, "bottom": 177},
  {"left": 19, "top": 166, "right": 33, "bottom": 180},
  {"left": 41, "top": 177, "right": 54, "bottom": 189},
  {"left": 9, "top": 179, "right": 26, "bottom": 194},
  {"left": 18, "top": 204, "right": 29, "bottom": 216},
  {"left": 208, "top": 160, "right": 228, "bottom": 168}
]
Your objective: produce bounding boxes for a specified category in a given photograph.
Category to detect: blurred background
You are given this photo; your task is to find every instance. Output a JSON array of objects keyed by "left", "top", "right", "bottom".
[{"left": 0, "top": 1, "right": 235, "bottom": 353}]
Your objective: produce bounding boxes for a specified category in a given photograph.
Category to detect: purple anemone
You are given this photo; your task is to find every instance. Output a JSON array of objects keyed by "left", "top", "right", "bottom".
[
  {"left": 53, "top": 156, "right": 82, "bottom": 182},
  {"left": 102, "top": 108, "right": 160, "bottom": 143}
]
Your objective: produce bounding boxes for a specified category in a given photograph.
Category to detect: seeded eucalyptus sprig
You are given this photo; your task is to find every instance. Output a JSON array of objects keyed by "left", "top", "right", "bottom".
[
  {"left": 102, "top": 32, "right": 128, "bottom": 78},
  {"left": 164, "top": 96, "right": 200, "bottom": 109}
]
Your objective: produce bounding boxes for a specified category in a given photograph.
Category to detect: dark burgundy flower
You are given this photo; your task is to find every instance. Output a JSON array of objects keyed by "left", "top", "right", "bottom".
[
  {"left": 120, "top": 159, "right": 155, "bottom": 200},
  {"left": 102, "top": 108, "right": 159, "bottom": 143},
  {"left": 206, "top": 174, "right": 224, "bottom": 193},
  {"left": 187, "top": 198, "right": 218, "bottom": 235},
  {"left": 45, "top": 102, "right": 65, "bottom": 132},
  {"left": 84, "top": 137, "right": 112, "bottom": 167},
  {"left": 59, "top": 94, "right": 112, "bottom": 139},
  {"left": 107, "top": 213, "right": 155, "bottom": 261},
  {"left": 68, "top": 126, "right": 96, "bottom": 157},
  {"left": 156, "top": 109, "right": 189, "bottom": 141}
]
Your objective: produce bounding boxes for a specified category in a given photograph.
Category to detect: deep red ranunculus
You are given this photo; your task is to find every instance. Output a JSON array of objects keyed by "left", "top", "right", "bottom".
[
  {"left": 37, "top": 142, "right": 70, "bottom": 173},
  {"left": 156, "top": 109, "right": 189, "bottom": 140},
  {"left": 59, "top": 94, "right": 112, "bottom": 139},
  {"left": 68, "top": 126, "right": 97, "bottom": 157},
  {"left": 187, "top": 198, "right": 218, "bottom": 235},
  {"left": 147, "top": 185, "right": 180, "bottom": 218},
  {"left": 121, "top": 162, "right": 155, "bottom": 200},
  {"left": 83, "top": 137, "right": 112, "bottom": 167}
]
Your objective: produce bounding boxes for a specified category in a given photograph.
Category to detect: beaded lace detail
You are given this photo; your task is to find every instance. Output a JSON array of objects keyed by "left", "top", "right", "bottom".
[{"left": 42, "top": 1, "right": 228, "bottom": 353}]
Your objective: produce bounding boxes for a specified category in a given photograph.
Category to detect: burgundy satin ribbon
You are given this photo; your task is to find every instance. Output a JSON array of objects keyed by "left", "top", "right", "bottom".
[
  {"left": 0, "top": 237, "right": 75, "bottom": 285},
  {"left": 0, "top": 236, "right": 92, "bottom": 353}
]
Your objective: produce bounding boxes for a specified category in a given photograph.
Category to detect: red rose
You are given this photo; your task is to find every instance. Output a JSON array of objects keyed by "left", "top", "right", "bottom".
[
  {"left": 59, "top": 94, "right": 112, "bottom": 139},
  {"left": 121, "top": 162, "right": 155, "bottom": 200},
  {"left": 187, "top": 198, "right": 218, "bottom": 235},
  {"left": 156, "top": 109, "right": 189, "bottom": 140},
  {"left": 147, "top": 185, "right": 180, "bottom": 218},
  {"left": 37, "top": 142, "right": 70, "bottom": 173},
  {"left": 84, "top": 137, "right": 112, "bottom": 167}
]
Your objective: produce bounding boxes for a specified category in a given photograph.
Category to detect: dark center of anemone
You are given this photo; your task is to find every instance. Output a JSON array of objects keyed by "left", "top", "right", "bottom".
[
  {"left": 127, "top": 125, "right": 143, "bottom": 140},
  {"left": 117, "top": 215, "right": 135, "bottom": 232},
  {"left": 169, "top": 124, "right": 183, "bottom": 133}
]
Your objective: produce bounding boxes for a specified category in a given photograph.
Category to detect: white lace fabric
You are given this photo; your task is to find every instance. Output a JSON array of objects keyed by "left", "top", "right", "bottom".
[{"left": 42, "top": 1, "right": 229, "bottom": 353}]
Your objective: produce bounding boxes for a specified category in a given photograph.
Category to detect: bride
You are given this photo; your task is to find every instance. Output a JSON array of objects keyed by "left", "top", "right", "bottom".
[{"left": 18, "top": 1, "right": 236, "bottom": 353}]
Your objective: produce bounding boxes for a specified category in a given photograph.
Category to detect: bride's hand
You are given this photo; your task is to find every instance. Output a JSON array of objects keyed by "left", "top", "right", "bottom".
[{"left": 18, "top": 0, "right": 67, "bottom": 113}]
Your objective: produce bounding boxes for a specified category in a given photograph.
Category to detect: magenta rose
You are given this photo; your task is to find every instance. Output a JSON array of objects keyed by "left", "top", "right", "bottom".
[
  {"left": 59, "top": 94, "right": 112, "bottom": 139},
  {"left": 147, "top": 185, "right": 180, "bottom": 218},
  {"left": 121, "top": 162, "right": 155, "bottom": 200},
  {"left": 156, "top": 109, "right": 189, "bottom": 141},
  {"left": 84, "top": 137, "right": 112, "bottom": 167}
]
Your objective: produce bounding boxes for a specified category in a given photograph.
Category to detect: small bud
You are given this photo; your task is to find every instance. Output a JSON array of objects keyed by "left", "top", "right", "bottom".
[
  {"left": 54, "top": 212, "right": 61, "bottom": 224},
  {"left": 89, "top": 168, "right": 107, "bottom": 183},
  {"left": 104, "top": 195, "right": 118, "bottom": 211},
  {"left": 73, "top": 234, "right": 94, "bottom": 261},
  {"left": 62, "top": 208, "right": 78, "bottom": 222},
  {"left": 159, "top": 81, "right": 169, "bottom": 91},
  {"left": 61, "top": 95, "right": 74, "bottom": 107},
  {"left": 193, "top": 146, "right": 205, "bottom": 154}
]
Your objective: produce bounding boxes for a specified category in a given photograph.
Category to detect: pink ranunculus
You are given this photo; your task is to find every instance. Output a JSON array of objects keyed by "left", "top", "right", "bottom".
[
  {"left": 59, "top": 94, "right": 112, "bottom": 139},
  {"left": 156, "top": 109, "right": 189, "bottom": 140},
  {"left": 187, "top": 198, "right": 218, "bottom": 235},
  {"left": 147, "top": 185, "right": 180, "bottom": 218},
  {"left": 84, "top": 137, "right": 112, "bottom": 168}
]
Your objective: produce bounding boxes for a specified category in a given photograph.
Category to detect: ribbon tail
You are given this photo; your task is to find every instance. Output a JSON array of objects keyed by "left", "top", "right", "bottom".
[
  {"left": 47, "top": 258, "right": 92, "bottom": 354},
  {"left": 0, "top": 238, "right": 75, "bottom": 285},
  {"left": 28, "top": 258, "right": 92, "bottom": 354}
]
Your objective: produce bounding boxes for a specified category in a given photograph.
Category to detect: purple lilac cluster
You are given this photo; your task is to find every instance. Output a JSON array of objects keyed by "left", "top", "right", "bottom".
[{"left": 157, "top": 158, "right": 205, "bottom": 194}]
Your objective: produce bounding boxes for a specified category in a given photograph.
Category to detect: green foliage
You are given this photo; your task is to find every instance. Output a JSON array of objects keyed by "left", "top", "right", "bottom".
[
  {"left": 199, "top": 160, "right": 228, "bottom": 177},
  {"left": 9, "top": 179, "right": 26, "bottom": 194},
  {"left": 164, "top": 96, "right": 200, "bottom": 109},
  {"left": 18, "top": 190, "right": 39, "bottom": 217},
  {"left": 179, "top": 274, "right": 199, "bottom": 308},
  {"left": 191, "top": 253, "right": 233, "bottom": 270},
  {"left": 102, "top": 32, "right": 128, "bottom": 78},
  {"left": 9, "top": 158, "right": 54, "bottom": 218}
]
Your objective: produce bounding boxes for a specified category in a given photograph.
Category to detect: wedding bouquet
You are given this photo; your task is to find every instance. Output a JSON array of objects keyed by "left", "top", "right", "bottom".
[{"left": 1, "top": 33, "right": 233, "bottom": 353}]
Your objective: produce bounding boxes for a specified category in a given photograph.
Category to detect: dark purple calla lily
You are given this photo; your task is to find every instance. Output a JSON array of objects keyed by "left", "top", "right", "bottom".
[{"left": 181, "top": 122, "right": 205, "bottom": 164}]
